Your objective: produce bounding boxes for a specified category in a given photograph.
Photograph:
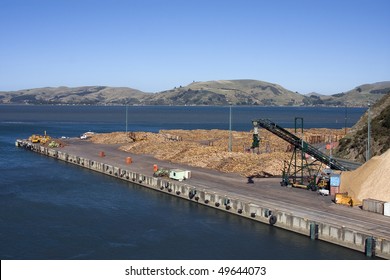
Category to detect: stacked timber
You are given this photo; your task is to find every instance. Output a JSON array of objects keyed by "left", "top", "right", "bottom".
[{"left": 89, "top": 129, "right": 344, "bottom": 178}]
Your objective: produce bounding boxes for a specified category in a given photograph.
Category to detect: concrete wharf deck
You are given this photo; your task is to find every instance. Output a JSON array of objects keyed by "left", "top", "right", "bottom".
[{"left": 16, "top": 138, "right": 390, "bottom": 259}]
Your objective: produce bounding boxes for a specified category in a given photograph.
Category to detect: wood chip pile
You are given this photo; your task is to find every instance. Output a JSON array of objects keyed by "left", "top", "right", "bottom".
[
  {"left": 340, "top": 148, "right": 390, "bottom": 203},
  {"left": 89, "top": 129, "right": 345, "bottom": 177}
]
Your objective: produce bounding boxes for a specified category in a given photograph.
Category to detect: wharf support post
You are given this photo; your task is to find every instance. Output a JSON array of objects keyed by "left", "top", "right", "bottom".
[
  {"left": 365, "top": 236, "right": 376, "bottom": 257},
  {"left": 310, "top": 223, "right": 319, "bottom": 240}
]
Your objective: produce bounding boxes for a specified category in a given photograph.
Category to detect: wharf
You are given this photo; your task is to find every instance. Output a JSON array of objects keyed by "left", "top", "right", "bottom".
[{"left": 16, "top": 138, "right": 390, "bottom": 259}]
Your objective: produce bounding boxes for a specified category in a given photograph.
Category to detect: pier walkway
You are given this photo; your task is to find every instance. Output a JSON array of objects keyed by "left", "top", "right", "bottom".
[{"left": 17, "top": 138, "right": 390, "bottom": 259}]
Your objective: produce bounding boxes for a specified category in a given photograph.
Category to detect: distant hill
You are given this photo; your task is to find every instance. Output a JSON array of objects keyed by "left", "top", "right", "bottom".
[
  {"left": 0, "top": 86, "right": 150, "bottom": 105},
  {"left": 335, "top": 92, "right": 390, "bottom": 162},
  {"left": 145, "top": 79, "right": 303, "bottom": 106},
  {"left": 1, "top": 80, "right": 389, "bottom": 106},
  {"left": 302, "top": 81, "right": 390, "bottom": 107}
]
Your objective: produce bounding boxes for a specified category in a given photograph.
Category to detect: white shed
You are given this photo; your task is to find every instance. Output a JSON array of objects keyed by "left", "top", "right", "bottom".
[{"left": 169, "top": 169, "right": 191, "bottom": 181}]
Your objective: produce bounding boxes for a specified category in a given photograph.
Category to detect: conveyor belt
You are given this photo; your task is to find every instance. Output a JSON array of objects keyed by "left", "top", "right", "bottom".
[{"left": 253, "top": 118, "right": 349, "bottom": 171}]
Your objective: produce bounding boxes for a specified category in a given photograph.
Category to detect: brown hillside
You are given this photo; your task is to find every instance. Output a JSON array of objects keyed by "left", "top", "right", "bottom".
[{"left": 335, "top": 92, "right": 390, "bottom": 162}]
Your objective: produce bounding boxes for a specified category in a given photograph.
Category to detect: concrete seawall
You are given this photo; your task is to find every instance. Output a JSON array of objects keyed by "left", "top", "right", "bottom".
[{"left": 16, "top": 140, "right": 390, "bottom": 259}]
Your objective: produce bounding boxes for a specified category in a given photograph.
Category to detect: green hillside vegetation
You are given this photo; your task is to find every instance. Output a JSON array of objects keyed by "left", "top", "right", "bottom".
[{"left": 335, "top": 92, "right": 390, "bottom": 162}]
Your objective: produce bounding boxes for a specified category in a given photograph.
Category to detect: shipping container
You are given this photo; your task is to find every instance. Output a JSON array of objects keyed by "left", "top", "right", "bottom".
[
  {"left": 330, "top": 186, "right": 339, "bottom": 196},
  {"left": 330, "top": 174, "right": 340, "bottom": 187},
  {"left": 384, "top": 202, "right": 390, "bottom": 217},
  {"left": 362, "top": 198, "right": 385, "bottom": 215}
]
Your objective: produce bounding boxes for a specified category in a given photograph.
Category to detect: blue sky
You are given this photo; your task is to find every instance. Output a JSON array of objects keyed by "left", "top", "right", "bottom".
[{"left": 1, "top": 0, "right": 389, "bottom": 94}]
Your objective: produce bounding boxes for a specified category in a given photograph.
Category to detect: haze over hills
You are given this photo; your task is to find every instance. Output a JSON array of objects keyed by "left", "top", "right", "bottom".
[{"left": 1, "top": 79, "right": 389, "bottom": 107}]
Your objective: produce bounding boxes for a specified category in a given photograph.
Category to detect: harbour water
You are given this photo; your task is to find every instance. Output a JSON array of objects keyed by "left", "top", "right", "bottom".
[{"left": 0, "top": 105, "right": 372, "bottom": 260}]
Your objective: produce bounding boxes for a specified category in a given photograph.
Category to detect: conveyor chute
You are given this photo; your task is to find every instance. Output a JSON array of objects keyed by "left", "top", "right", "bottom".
[{"left": 252, "top": 118, "right": 349, "bottom": 171}]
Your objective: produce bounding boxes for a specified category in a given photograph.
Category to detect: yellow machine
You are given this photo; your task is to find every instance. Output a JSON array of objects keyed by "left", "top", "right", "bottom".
[
  {"left": 317, "top": 178, "right": 328, "bottom": 188},
  {"left": 40, "top": 132, "right": 51, "bottom": 144},
  {"left": 292, "top": 183, "right": 309, "bottom": 189},
  {"left": 28, "top": 131, "right": 51, "bottom": 144},
  {"left": 29, "top": 134, "right": 40, "bottom": 143},
  {"left": 334, "top": 193, "right": 353, "bottom": 207}
]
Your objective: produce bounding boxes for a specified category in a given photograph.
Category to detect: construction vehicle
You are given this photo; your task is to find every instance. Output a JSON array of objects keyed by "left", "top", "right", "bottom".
[
  {"left": 48, "top": 141, "right": 60, "bottom": 148},
  {"left": 153, "top": 167, "right": 170, "bottom": 178},
  {"left": 28, "top": 131, "right": 51, "bottom": 144},
  {"left": 311, "top": 174, "right": 329, "bottom": 189},
  {"left": 29, "top": 134, "right": 40, "bottom": 143},
  {"left": 334, "top": 192, "right": 353, "bottom": 207},
  {"left": 40, "top": 132, "right": 51, "bottom": 144},
  {"left": 314, "top": 174, "right": 330, "bottom": 195},
  {"left": 286, "top": 172, "right": 331, "bottom": 195},
  {"left": 317, "top": 177, "right": 329, "bottom": 188}
]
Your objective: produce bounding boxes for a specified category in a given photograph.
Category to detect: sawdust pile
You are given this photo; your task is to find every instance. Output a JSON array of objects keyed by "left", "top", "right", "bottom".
[
  {"left": 89, "top": 129, "right": 345, "bottom": 177},
  {"left": 340, "top": 149, "right": 390, "bottom": 203}
]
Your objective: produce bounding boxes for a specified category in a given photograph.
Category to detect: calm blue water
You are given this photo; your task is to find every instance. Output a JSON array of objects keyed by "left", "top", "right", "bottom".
[{"left": 0, "top": 105, "right": 371, "bottom": 260}]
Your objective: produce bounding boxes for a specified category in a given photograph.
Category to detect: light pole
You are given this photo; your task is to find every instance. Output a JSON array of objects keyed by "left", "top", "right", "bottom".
[
  {"left": 367, "top": 102, "right": 371, "bottom": 161},
  {"left": 125, "top": 105, "right": 128, "bottom": 133},
  {"left": 344, "top": 105, "right": 348, "bottom": 135},
  {"left": 228, "top": 105, "right": 232, "bottom": 152}
]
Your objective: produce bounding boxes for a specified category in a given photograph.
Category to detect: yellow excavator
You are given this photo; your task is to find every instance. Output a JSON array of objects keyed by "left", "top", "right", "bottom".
[
  {"left": 28, "top": 131, "right": 51, "bottom": 144},
  {"left": 29, "top": 134, "right": 40, "bottom": 143}
]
